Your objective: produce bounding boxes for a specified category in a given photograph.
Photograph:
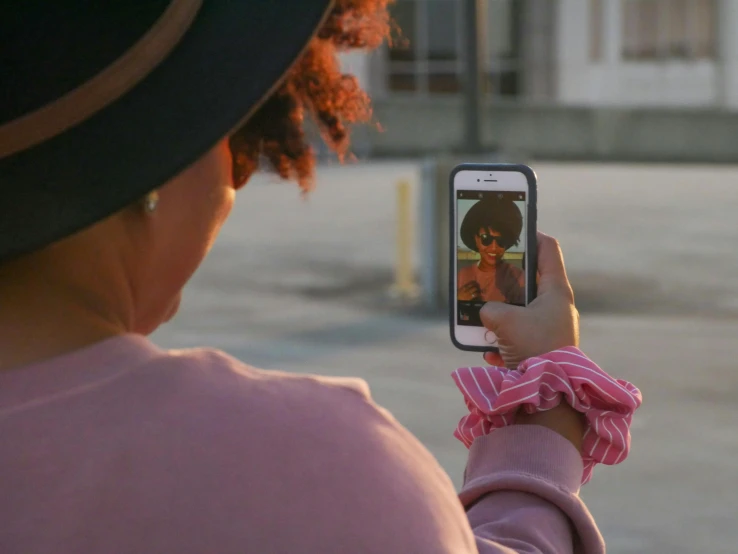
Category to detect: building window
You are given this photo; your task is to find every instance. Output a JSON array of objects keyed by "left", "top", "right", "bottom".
[
  {"left": 622, "top": 0, "right": 716, "bottom": 60},
  {"left": 386, "top": 0, "right": 521, "bottom": 96},
  {"left": 387, "top": 0, "right": 463, "bottom": 94},
  {"left": 484, "top": 0, "right": 521, "bottom": 96}
]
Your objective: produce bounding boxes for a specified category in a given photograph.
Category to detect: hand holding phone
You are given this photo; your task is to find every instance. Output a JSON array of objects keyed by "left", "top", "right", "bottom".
[
  {"left": 450, "top": 164, "right": 537, "bottom": 352},
  {"left": 482, "top": 232, "right": 579, "bottom": 368},
  {"left": 457, "top": 281, "right": 482, "bottom": 301}
]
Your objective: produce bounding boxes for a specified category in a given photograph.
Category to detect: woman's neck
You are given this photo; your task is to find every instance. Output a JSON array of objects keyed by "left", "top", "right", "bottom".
[
  {"left": 0, "top": 249, "right": 132, "bottom": 372},
  {"left": 478, "top": 257, "right": 501, "bottom": 273}
]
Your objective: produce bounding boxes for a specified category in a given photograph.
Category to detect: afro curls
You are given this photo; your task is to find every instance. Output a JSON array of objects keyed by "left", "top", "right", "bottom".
[{"left": 229, "top": 0, "right": 395, "bottom": 192}]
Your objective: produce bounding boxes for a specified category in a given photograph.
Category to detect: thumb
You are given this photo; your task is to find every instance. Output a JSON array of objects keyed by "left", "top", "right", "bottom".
[
  {"left": 479, "top": 301, "right": 522, "bottom": 333},
  {"left": 536, "top": 232, "right": 570, "bottom": 294}
]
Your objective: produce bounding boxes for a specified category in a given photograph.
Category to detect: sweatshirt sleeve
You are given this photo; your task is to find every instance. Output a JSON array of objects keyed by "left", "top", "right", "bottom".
[
  {"left": 324, "top": 380, "right": 605, "bottom": 554},
  {"left": 460, "top": 425, "right": 605, "bottom": 554}
]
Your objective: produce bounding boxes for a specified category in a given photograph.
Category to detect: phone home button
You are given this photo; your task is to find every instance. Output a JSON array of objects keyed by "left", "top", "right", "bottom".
[{"left": 484, "top": 330, "right": 498, "bottom": 346}]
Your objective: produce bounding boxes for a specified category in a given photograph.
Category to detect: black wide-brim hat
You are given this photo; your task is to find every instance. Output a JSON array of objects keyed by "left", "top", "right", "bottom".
[{"left": 0, "top": 0, "right": 334, "bottom": 262}]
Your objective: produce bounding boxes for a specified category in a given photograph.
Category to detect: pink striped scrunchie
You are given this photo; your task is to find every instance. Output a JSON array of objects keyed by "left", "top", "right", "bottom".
[{"left": 452, "top": 347, "right": 642, "bottom": 484}]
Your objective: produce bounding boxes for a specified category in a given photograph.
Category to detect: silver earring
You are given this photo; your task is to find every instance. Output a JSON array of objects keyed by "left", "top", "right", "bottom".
[{"left": 143, "top": 190, "right": 159, "bottom": 213}]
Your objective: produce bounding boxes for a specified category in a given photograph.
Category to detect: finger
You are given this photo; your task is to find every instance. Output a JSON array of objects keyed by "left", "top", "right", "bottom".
[
  {"left": 536, "top": 232, "right": 570, "bottom": 293},
  {"left": 465, "top": 284, "right": 481, "bottom": 297},
  {"left": 483, "top": 351, "right": 505, "bottom": 366},
  {"left": 479, "top": 301, "right": 520, "bottom": 332}
]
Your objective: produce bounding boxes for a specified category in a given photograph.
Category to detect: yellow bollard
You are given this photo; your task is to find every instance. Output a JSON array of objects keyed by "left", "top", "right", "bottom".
[{"left": 391, "top": 179, "right": 420, "bottom": 299}]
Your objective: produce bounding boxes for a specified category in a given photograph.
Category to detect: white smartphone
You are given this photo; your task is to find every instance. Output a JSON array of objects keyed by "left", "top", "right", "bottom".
[{"left": 449, "top": 164, "right": 538, "bottom": 352}]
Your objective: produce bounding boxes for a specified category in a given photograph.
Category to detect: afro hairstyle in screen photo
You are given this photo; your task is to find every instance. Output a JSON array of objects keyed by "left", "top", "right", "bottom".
[{"left": 460, "top": 196, "right": 523, "bottom": 252}]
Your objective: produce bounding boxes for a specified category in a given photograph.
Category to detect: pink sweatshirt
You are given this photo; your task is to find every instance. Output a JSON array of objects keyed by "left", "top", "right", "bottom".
[{"left": 0, "top": 334, "right": 604, "bottom": 553}]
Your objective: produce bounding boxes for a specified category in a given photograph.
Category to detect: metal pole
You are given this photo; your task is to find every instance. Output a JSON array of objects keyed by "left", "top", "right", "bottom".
[
  {"left": 391, "top": 179, "right": 420, "bottom": 300},
  {"left": 463, "top": 0, "right": 484, "bottom": 153}
]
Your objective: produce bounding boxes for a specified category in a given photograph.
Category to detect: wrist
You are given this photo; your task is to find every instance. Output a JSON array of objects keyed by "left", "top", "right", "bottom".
[{"left": 515, "top": 404, "right": 585, "bottom": 453}]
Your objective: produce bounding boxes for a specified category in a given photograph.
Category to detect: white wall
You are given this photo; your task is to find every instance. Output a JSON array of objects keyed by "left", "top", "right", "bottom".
[
  {"left": 338, "top": 51, "right": 371, "bottom": 90},
  {"left": 556, "top": 0, "right": 725, "bottom": 108},
  {"left": 584, "top": 61, "right": 717, "bottom": 107},
  {"left": 717, "top": 0, "right": 738, "bottom": 108},
  {"left": 556, "top": 0, "right": 592, "bottom": 104}
]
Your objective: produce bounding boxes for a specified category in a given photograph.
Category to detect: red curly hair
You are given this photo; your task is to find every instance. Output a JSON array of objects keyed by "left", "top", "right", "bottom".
[{"left": 229, "top": 0, "right": 394, "bottom": 192}]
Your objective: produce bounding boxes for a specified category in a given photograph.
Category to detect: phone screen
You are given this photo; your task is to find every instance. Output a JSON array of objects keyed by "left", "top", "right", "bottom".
[{"left": 456, "top": 190, "right": 527, "bottom": 327}]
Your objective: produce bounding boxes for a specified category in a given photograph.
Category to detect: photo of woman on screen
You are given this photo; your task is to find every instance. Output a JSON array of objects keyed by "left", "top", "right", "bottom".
[{"left": 457, "top": 196, "right": 525, "bottom": 305}]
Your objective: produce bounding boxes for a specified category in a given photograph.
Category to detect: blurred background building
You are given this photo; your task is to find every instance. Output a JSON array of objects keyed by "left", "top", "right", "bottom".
[{"left": 340, "top": 0, "right": 738, "bottom": 161}]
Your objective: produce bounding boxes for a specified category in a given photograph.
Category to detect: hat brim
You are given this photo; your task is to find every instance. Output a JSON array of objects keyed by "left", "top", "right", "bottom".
[{"left": 0, "top": 0, "right": 333, "bottom": 261}]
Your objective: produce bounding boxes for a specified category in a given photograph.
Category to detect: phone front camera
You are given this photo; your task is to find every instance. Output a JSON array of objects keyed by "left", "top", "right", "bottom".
[{"left": 477, "top": 179, "right": 480, "bottom": 182}]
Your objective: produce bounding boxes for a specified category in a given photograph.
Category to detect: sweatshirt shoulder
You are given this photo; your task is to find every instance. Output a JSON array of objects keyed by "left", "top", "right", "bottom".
[
  {"left": 142, "top": 346, "right": 373, "bottom": 403},
  {"left": 116, "top": 347, "right": 476, "bottom": 552}
]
